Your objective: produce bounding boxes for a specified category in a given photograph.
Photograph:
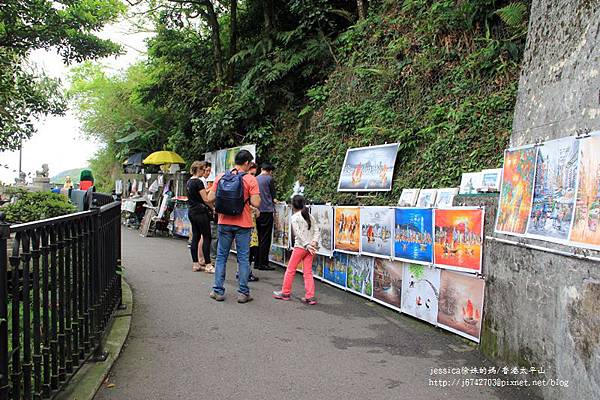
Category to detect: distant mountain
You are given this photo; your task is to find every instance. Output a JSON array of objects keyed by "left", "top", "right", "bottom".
[{"left": 50, "top": 168, "right": 87, "bottom": 184}]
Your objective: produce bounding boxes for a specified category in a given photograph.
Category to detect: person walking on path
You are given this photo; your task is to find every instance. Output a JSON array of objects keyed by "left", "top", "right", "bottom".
[
  {"left": 186, "top": 161, "right": 214, "bottom": 273},
  {"left": 256, "top": 162, "right": 277, "bottom": 271},
  {"left": 207, "top": 150, "right": 261, "bottom": 303},
  {"left": 273, "top": 195, "right": 320, "bottom": 305}
]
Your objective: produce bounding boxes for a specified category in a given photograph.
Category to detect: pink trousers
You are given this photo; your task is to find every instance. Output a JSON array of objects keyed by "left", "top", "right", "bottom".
[{"left": 282, "top": 247, "right": 315, "bottom": 298}]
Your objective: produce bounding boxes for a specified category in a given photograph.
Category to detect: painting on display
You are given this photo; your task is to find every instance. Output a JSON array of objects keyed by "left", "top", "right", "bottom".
[
  {"left": 495, "top": 146, "right": 538, "bottom": 235},
  {"left": 417, "top": 189, "right": 437, "bottom": 208},
  {"left": 273, "top": 204, "right": 291, "bottom": 248},
  {"left": 323, "top": 252, "right": 347, "bottom": 289},
  {"left": 401, "top": 263, "right": 440, "bottom": 325},
  {"left": 373, "top": 259, "right": 404, "bottom": 311},
  {"left": 481, "top": 169, "right": 502, "bottom": 191},
  {"left": 394, "top": 208, "right": 433, "bottom": 265},
  {"left": 312, "top": 255, "right": 324, "bottom": 279},
  {"left": 435, "top": 188, "right": 459, "bottom": 208},
  {"left": 346, "top": 255, "right": 374, "bottom": 298},
  {"left": 172, "top": 205, "right": 191, "bottom": 237},
  {"left": 526, "top": 137, "right": 579, "bottom": 242},
  {"left": 434, "top": 208, "right": 484, "bottom": 273},
  {"left": 459, "top": 172, "right": 482, "bottom": 194},
  {"left": 398, "top": 189, "right": 420, "bottom": 206},
  {"left": 310, "top": 205, "right": 334, "bottom": 256},
  {"left": 337, "top": 143, "right": 399, "bottom": 192},
  {"left": 360, "top": 207, "right": 393, "bottom": 258},
  {"left": 209, "top": 144, "right": 257, "bottom": 177},
  {"left": 334, "top": 207, "right": 360, "bottom": 254},
  {"left": 269, "top": 245, "right": 285, "bottom": 266},
  {"left": 570, "top": 133, "right": 600, "bottom": 249},
  {"left": 437, "top": 270, "right": 485, "bottom": 343}
]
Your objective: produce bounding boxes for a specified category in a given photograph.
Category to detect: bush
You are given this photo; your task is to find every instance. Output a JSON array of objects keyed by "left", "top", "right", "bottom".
[{"left": 1, "top": 191, "right": 77, "bottom": 223}]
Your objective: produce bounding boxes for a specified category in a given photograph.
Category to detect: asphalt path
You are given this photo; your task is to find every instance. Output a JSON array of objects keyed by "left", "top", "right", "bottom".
[{"left": 95, "top": 228, "right": 538, "bottom": 400}]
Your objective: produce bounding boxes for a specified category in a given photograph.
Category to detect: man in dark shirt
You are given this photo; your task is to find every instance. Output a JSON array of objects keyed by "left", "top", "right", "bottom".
[{"left": 256, "top": 162, "right": 277, "bottom": 270}]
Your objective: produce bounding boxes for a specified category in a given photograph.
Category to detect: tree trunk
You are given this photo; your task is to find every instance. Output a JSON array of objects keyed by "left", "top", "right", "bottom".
[
  {"left": 263, "top": 0, "right": 275, "bottom": 32},
  {"left": 357, "top": 0, "right": 367, "bottom": 20},
  {"left": 226, "top": 0, "right": 237, "bottom": 84},
  {"left": 204, "top": 1, "right": 224, "bottom": 85}
]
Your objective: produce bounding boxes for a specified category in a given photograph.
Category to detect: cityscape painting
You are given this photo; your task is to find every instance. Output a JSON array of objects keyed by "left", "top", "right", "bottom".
[
  {"left": 394, "top": 208, "right": 434, "bottom": 265},
  {"left": 337, "top": 143, "right": 399, "bottom": 192},
  {"left": 360, "top": 207, "right": 393, "bottom": 258},
  {"left": 434, "top": 208, "right": 484, "bottom": 273}
]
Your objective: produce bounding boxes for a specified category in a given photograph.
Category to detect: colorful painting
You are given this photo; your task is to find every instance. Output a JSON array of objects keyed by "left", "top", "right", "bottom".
[
  {"left": 526, "top": 137, "right": 579, "bottom": 241},
  {"left": 312, "top": 255, "right": 324, "bottom": 279},
  {"left": 172, "top": 205, "right": 191, "bottom": 237},
  {"left": 481, "top": 169, "right": 502, "bottom": 191},
  {"left": 269, "top": 245, "right": 285, "bottom": 266},
  {"left": 310, "top": 205, "right": 334, "bottom": 256},
  {"left": 211, "top": 144, "right": 257, "bottom": 177},
  {"left": 401, "top": 263, "right": 440, "bottom": 325},
  {"left": 360, "top": 207, "right": 393, "bottom": 258},
  {"left": 334, "top": 207, "right": 360, "bottom": 253},
  {"left": 337, "top": 143, "right": 399, "bottom": 192},
  {"left": 435, "top": 188, "right": 459, "bottom": 208},
  {"left": 373, "top": 259, "right": 404, "bottom": 311},
  {"left": 346, "top": 255, "right": 374, "bottom": 298},
  {"left": 273, "top": 203, "right": 291, "bottom": 248},
  {"left": 570, "top": 133, "right": 600, "bottom": 249},
  {"left": 495, "top": 146, "right": 538, "bottom": 235},
  {"left": 459, "top": 172, "right": 482, "bottom": 194},
  {"left": 323, "top": 252, "right": 347, "bottom": 289},
  {"left": 394, "top": 208, "right": 433, "bottom": 265},
  {"left": 437, "top": 270, "right": 485, "bottom": 343},
  {"left": 434, "top": 208, "right": 484, "bottom": 273},
  {"left": 417, "top": 189, "right": 437, "bottom": 208},
  {"left": 398, "top": 189, "right": 420, "bottom": 206}
]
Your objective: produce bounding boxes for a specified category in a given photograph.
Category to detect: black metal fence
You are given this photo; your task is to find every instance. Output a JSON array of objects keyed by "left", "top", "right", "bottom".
[{"left": 0, "top": 201, "right": 122, "bottom": 399}]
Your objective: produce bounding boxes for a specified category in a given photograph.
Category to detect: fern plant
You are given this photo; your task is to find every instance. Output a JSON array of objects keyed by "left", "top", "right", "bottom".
[{"left": 496, "top": 2, "right": 528, "bottom": 28}]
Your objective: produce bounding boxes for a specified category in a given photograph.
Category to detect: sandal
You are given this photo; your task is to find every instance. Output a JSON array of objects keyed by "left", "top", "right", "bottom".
[
  {"left": 192, "top": 263, "right": 204, "bottom": 272},
  {"left": 204, "top": 264, "right": 215, "bottom": 274}
]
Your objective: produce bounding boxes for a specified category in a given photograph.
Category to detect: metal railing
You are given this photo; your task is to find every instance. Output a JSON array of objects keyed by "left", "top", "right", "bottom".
[{"left": 0, "top": 200, "right": 122, "bottom": 399}]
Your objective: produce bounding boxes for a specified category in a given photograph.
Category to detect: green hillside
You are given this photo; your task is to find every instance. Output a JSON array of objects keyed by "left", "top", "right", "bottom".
[{"left": 50, "top": 168, "right": 86, "bottom": 184}]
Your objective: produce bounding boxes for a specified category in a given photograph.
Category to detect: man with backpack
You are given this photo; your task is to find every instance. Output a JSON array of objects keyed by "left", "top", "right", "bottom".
[{"left": 207, "top": 150, "right": 261, "bottom": 303}]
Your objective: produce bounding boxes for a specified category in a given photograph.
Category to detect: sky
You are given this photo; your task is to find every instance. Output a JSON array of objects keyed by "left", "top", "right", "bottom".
[{"left": 0, "top": 11, "right": 152, "bottom": 184}]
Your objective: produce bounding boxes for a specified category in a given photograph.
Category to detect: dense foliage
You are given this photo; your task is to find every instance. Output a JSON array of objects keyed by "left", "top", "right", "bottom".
[
  {"left": 0, "top": 0, "right": 125, "bottom": 150},
  {"left": 2, "top": 191, "right": 77, "bottom": 223},
  {"left": 70, "top": 0, "right": 530, "bottom": 202}
]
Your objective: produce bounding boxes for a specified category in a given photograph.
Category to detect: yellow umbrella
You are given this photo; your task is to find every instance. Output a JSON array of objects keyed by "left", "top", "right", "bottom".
[{"left": 143, "top": 151, "right": 186, "bottom": 165}]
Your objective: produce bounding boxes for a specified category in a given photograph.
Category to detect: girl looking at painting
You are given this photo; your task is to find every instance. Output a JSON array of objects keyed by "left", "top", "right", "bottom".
[{"left": 273, "top": 195, "right": 321, "bottom": 305}]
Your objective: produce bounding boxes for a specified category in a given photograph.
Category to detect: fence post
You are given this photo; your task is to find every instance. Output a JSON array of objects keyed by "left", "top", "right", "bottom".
[
  {"left": 90, "top": 203, "right": 108, "bottom": 362},
  {"left": 0, "top": 213, "right": 9, "bottom": 400}
]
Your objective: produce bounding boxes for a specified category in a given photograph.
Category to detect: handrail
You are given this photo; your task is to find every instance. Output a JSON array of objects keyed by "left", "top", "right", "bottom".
[{"left": 8, "top": 211, "right": 95, "bottom": 233}]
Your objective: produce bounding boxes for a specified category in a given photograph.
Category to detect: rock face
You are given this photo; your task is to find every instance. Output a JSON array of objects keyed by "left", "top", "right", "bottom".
[{"left": 477, "top": 1, "right": 600, "bottom": 399}]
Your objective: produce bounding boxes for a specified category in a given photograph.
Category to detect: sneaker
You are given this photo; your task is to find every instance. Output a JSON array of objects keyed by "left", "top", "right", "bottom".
[
  {"left": 209, "top": 291, "right": 225, "bottom": 302},
  {"left": 301, "top": 297, "right": 317, "bottom": 305},
  {"left": 237, "top": 293, "right": 253, "bottom": 303},
  {"left": 272, "top": 291, "right": 291, "bottom": 301},
  {"left": 249, "top": 273, "right": 259, "bottom": 282}
]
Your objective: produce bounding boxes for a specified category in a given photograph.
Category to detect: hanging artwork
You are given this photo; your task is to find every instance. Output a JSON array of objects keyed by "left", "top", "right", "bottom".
[
  {"left": 526, "top": 137, "right": 579, "bottom": 242},
  {"left": 346, "top": 255, "right": 374, "bottom": 298},
  {"left": 459, "top": 172, "right": 482, "bottom": 194},
  {"left": 434, "top": 208, "right": 484, "bottom": 273},
  {"left": 337, "top": 143, "right": 399, "bottom": 192},
  {"left": 323, "top": 252, "right": 347, "bottom": 289},
  {"left": 334, "top": 207, "right": 360, "bottom": 254},
  {"left": 310, "top": 205, "right": 334, "bottom": 256},
  {"left": 273, "top": 204, "right": 291, "bottom": 248},
  {"left": 570, "top": 133, "right": 600, "bottom": 249},
  {"left": 495, "top": 146, "right": 538, "bottom": 235},
  {"left": 437, "top": 270, "right": 485, "bottom": 343},
  {"left": 312, "top": 255, "right": 324, "bottom": 279},
  {"left": 398, "top": 189, "right": 420, "bottom": 206},
  {"left": 373, "top": 259, "right": 404, "bottom": 311},
  {"left": 360, "top": 207, "right": 393, "bottom": 258},
  {"left": 417, "top": 189, "right": 438, "bottom": 208},
  {"left": 172, "top": 205, "right": 191, "bottom": 237},
  {"left": 435, "top": 188, "right": 459, "bottom": 208},
  {"left": 269, "top": 245, "right": 285, "bottom": 266},
  {"left": 481, "top": 169, "right": 502, "bottom": 191},
  {"left": 210, "top": 144, "right": 257, "bottom": 177},
  {"left": 401, "top": 263, "right": 440, "bottom": 325},
  {"left": 394, "top": 208, "right": 433, "bottom": 265}
]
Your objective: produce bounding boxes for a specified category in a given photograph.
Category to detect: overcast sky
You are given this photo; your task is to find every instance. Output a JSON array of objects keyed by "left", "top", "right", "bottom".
[{"left": 0, "top": 13, "right": 152, "bottom": 184}]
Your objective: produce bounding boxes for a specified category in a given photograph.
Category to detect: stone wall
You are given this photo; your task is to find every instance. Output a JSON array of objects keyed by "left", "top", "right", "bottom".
[{"left": 474, "top": 1, "right": 600, "bottom": 398}]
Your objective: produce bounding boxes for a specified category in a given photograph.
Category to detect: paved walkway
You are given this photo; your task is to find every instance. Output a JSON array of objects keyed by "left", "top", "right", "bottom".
[{"left": 95, "top": 228, "right": 537, "bottom": 400}]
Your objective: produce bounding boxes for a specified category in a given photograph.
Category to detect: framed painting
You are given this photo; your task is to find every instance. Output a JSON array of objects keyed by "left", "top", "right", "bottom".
[
  {"left": 273, "top": 203, "right": 291, "bottom": 248},
  {"left": 360, "top": 207, "right": 393, "bottom": 258},
  {"left": 398, "top": 189, "right": 420, "bottom": 207},
  {"left": 310, "top": 205, "right": 334, "bottom": 256},
  {"left": 337, "top": 143, "right": 399, "bottom": 192},
  {"left": 434, "top": 188, "right": 459, "bottom": 208},
  {"left": 417, "top": 189, "right": 437, "bottom": 208},
  {"left": 401, "top": 263, "right": 441, "bottom": 326},
  {"left": 346, "top": 255, "right": 374, "bottom": 298},
  {"left": 323, "top": 252, "right": 347, "bottom": 290},
  {"left": 334, "top": 206, "right": 360, "bottom": 254},
  {"left": 394, "top": 208, "right": 433, "bottom": 265},
  {"left": 373, "top": 259, "right": 404, "bottom": 312},
  {"left": 434, "top": 208, "right": 484, "bottom": 274},
  {"left": 459, "top": 172, "right": 482, "bottom": 194}
]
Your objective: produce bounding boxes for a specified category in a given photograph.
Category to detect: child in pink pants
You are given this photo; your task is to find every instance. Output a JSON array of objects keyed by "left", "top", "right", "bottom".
[{"left": 273, "top": 195, "right": 321, "bottom": 305}]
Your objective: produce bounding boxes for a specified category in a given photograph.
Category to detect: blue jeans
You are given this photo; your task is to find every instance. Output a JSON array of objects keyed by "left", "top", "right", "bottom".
[{"left": 213, "top": 224, "right": 252, "bottom": 296}]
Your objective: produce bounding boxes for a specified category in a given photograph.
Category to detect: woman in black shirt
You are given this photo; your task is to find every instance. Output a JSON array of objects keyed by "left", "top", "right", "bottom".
[{"left": 186, "top": 161, "right": 214, "bottom": 273}]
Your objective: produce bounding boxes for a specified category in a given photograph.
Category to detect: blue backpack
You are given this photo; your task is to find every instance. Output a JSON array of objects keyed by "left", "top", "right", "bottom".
[{"left": 215, "top": 170, "right": 247, "bottom": 216}]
